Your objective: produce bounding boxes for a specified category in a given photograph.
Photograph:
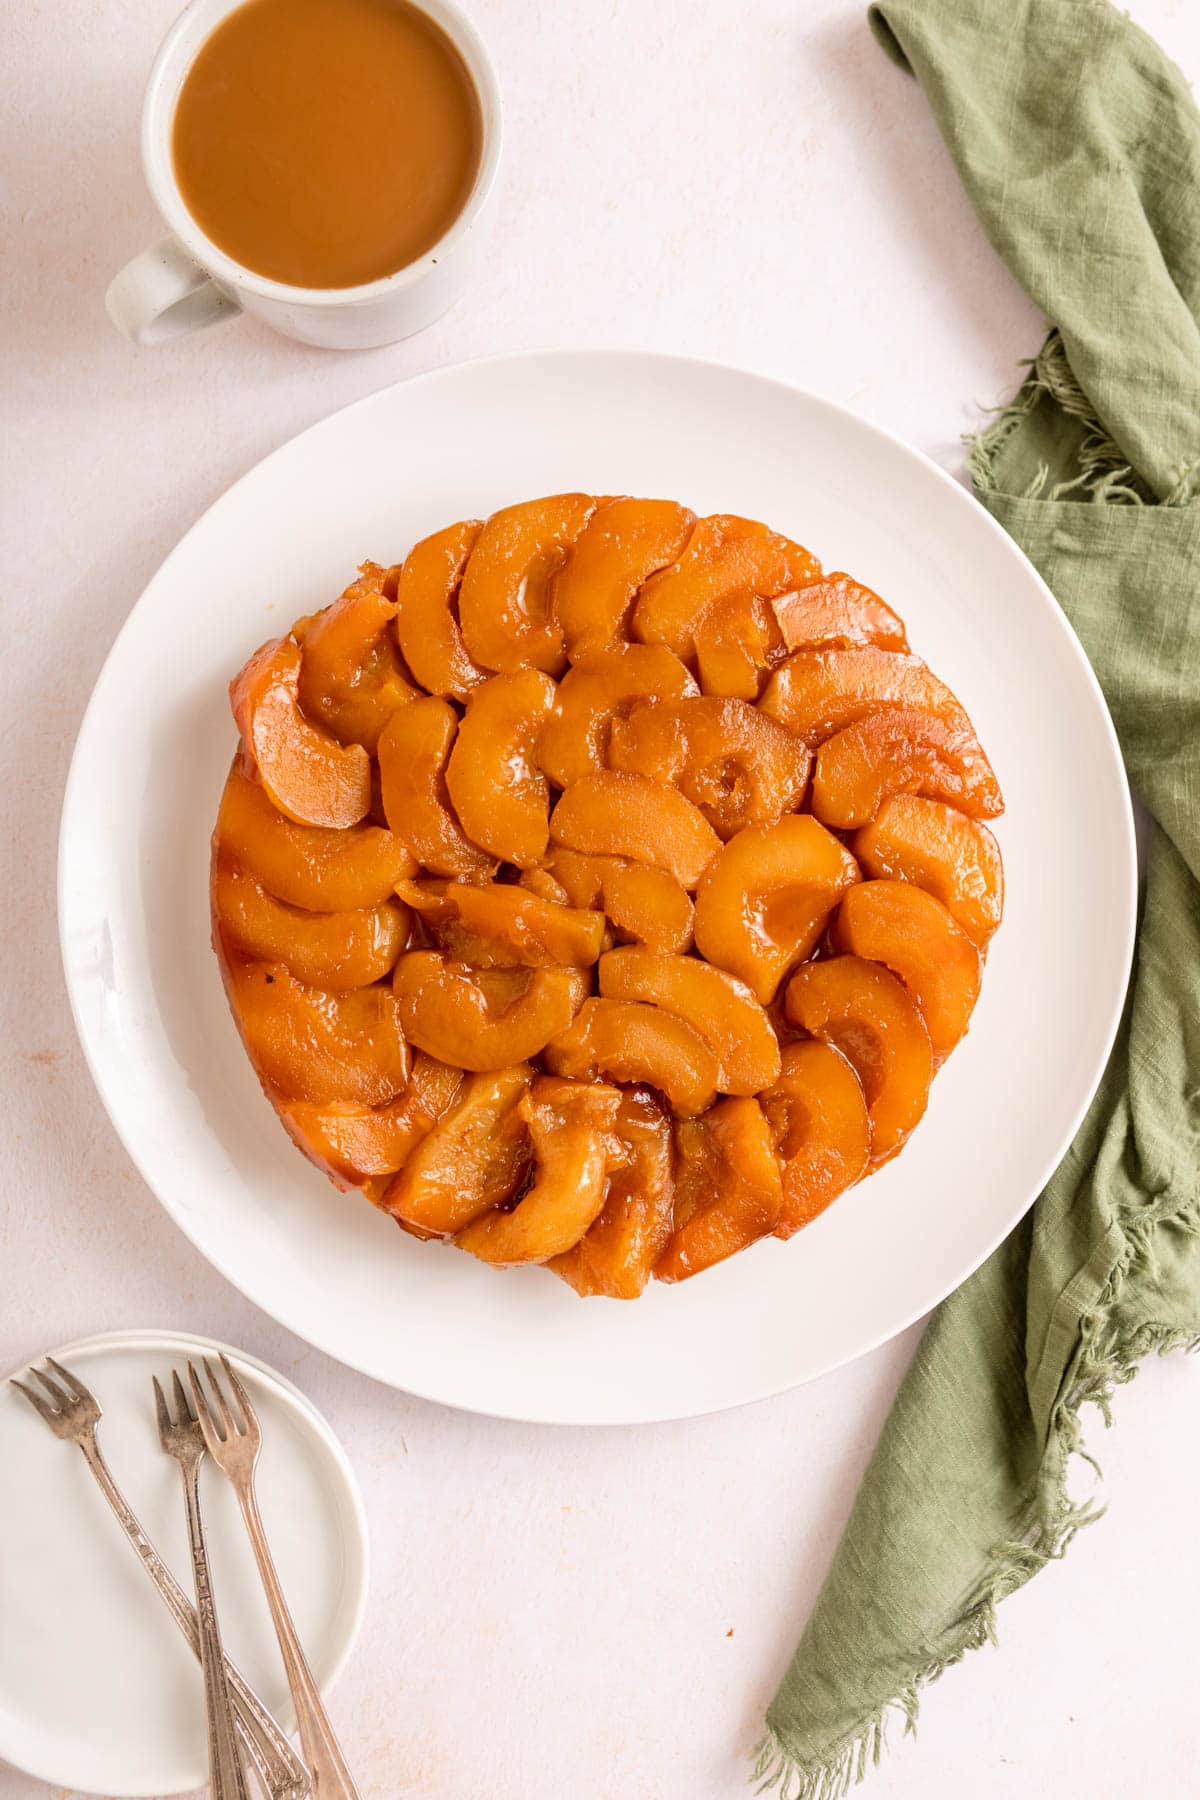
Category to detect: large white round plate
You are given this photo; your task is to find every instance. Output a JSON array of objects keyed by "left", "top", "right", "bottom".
[
  {"left": 59, "top": 352, "right": 1136, "bottom": 1426},
  {"left": 0, "top": 1329, "right": 368, "bottom": 1795}
]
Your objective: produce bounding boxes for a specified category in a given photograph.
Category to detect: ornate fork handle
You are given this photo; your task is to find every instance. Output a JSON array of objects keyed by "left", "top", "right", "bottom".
[
  {"left": 79, "top": 1434, "right": 309, "bottom": 1799},
  {"left": 237, "top": 1480, "right": 361, "bottom": 1799},
  {"left": 178, "top": 1453, "right": 250, "bottom": 1800}
]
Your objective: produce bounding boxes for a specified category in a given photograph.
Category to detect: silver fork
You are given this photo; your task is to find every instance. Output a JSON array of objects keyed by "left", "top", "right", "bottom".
[
  {"left": 191, "top": 1355, "right": 362, "bottom": 1800},
  {"left": 155, "top": 1369, "right": 252, "bottom": 1800},
  {"left": 155, "top": 1368, "right": 256, "bottom": 1799},
  {"left": 12, "top": 1358, "right": 309, "bottom": 1800}
]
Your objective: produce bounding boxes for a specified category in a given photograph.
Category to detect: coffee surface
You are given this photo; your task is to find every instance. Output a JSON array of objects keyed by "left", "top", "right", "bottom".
[{"left": 173, "top": 0, "right": 482, "bottom": 289}]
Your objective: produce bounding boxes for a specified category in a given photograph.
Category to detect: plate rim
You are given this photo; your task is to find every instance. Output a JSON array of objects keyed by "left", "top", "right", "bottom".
[
  {"left": 0, "top": 1325, "right": 370, "bottom": 1794},
  {"left": 56, "top": 347, "right": 1139, "bottom": 1425}
]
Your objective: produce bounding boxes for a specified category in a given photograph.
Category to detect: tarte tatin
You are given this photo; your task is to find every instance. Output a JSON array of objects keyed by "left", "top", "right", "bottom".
[{"left": 212, "top": 495, "right": 1004, "bottom": 1296}]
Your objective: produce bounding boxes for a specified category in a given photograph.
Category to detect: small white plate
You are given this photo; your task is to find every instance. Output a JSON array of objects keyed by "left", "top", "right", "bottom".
[
  {"left": 58, "top": 351, "right": 1137, "bottom": 1425},
  {"left": 0, "top": 1329, "right": 368, "bottom": 1796}
]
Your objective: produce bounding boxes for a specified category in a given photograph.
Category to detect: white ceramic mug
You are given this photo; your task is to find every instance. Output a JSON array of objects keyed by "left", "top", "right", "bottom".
[{"left": 106, "top": 0, "right": 503, "bottom": 350}]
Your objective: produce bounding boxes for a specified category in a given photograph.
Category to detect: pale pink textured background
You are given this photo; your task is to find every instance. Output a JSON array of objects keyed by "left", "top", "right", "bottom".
[{"left": 3, "top": 1, "right": 1198, "bottom": 1795}]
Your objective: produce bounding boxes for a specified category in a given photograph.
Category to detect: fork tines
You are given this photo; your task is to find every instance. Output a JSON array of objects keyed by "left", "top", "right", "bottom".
[
  {"left": 189, "top": 1354, "right": 258, "bottom": 1445},
  {"left": 11, "top": 1357, "right": 101, "bottom": 1435}
]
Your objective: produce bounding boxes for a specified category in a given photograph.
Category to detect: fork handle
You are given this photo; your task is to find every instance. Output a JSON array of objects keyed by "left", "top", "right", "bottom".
[
  {"left": 181, "top": 1460, "right": 252, "bottom": 1800},
  {"left": 79, "top": 1439, "right": 309, "bottom": 1799},
  {"left": 237, "top": 1484, "right": 361, "bottom": 1800}
]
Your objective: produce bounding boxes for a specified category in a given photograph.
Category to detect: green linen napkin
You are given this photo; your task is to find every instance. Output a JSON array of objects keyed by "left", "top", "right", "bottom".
[{"left": 759, "top": 2, "right": 1200, "bottom": 1793}]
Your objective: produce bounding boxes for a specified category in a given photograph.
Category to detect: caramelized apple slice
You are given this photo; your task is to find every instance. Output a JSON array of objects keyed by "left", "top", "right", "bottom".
[
  {"left": 538, "top": 645, "right": 697, "bottom": 789},
  {"left": 598, "top": 947, "right": 780, "bottom": 1094},
  {"left": 545, "top": 849, "right": 607, "bottom": 907},
  {"left": 230, "top": 637, "right": 370, "bottom": 828},
  {"left": 607, "top": 696, "right": 811, "bottom": 838},
  {"left": 377, "top": 696, "right": 496, "bottom": 878},
  {"left": 215, "top": 760, "right": 414, "bottom": 910},
  {"left": 383, "top": 1064, "right": 533, "bottom": 1234},
  {"left": 393, "top": 518, "right": 487, "bottom": 701},
  {"left": 545, "top": 997, "right": 718, "bottom": 1116},
  {"left": 544, "top": 852, "right": 694, "bottom": 951},
  {"left": 221, "top": 957, "right": 410, "bottom": 1104},
  {"left": 554, "top": 498, "right": 696, "bottom": 658},
  {"left": 760, "top": 648, "right": 970, "bottom": 747},
  {"left": 772, "top": 574, "right": 908, "bottom": 653},
  {"left": 655, "top": 1097, "right": 782, "bottom": 1281},
  {"left": 601, "top": 863, "right": 695, "bottom": 952},
  {"left": 518, "top": 866, "right": 572, "bottom": 905},
  {"left": 760, "top": 1042, "right": 870, "bottom": 1236},
  {"left": 852, "top": 796, "right": 1004, "bottom": 946},
  {"left": 398, "top": 879, "right": 605, "bottom": 968},
  {"left": 456, "top": 1077, "right": 626, "bottom": 1266},
  {"left": 214, "top": 859, "right": 408, "bottom": 989},
  {"left": 457, "top": 493, "right": 598, "bottom": 673},
  {"left": 812, "top": 707, "right": 1004, "bottom": 829},
  {"left": 281, "top": 1055, "right": 464, "bottom": 1187},
  {"left": 831, "top": 880, "right": 982, "bottom": 1058},
  {"left": 693, "top": 816, "right": 860, "bottom": 1003},
  {"left": 296, "top": 563, "right": 415, "bottom": 751},
  {"left": 386, "top": 1201, "right": 441, "bottom": 1238},
  {"left": 550, "top": 1086, "right": 674, "bottom": 1298},
  {"left": 445, "top": 670, "right": 556, "bottom": 867},
  {"left": 550, "top": 772, "right": 721, "bottom": 890},
  {"left": 785, "top": 956, "right": 932, "bottom": 1164},
  {"left": 633, "top": 514, "right": 820, "bottom": 662},
  {"left": 693, "top": 593, "right": 786, "bottom": 700},
  {"left": 393, "top": 952, "right": 588, "bottom": 1070}
]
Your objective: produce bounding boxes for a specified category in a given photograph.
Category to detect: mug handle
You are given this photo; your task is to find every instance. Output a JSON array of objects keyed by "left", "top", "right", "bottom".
[{"left": 106, "top": 235, "right": 242, "bottom": 345}]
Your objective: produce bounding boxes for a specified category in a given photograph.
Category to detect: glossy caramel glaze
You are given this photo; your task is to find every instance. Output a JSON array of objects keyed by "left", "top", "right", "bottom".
[{"left": 214, "top": 497, "right": 1003, "bottom": 1292}]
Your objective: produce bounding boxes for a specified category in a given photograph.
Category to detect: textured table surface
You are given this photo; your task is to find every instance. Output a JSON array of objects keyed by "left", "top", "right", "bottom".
[{"left": 3, "top": 1, "right": 1197, "bottom": 1795}]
